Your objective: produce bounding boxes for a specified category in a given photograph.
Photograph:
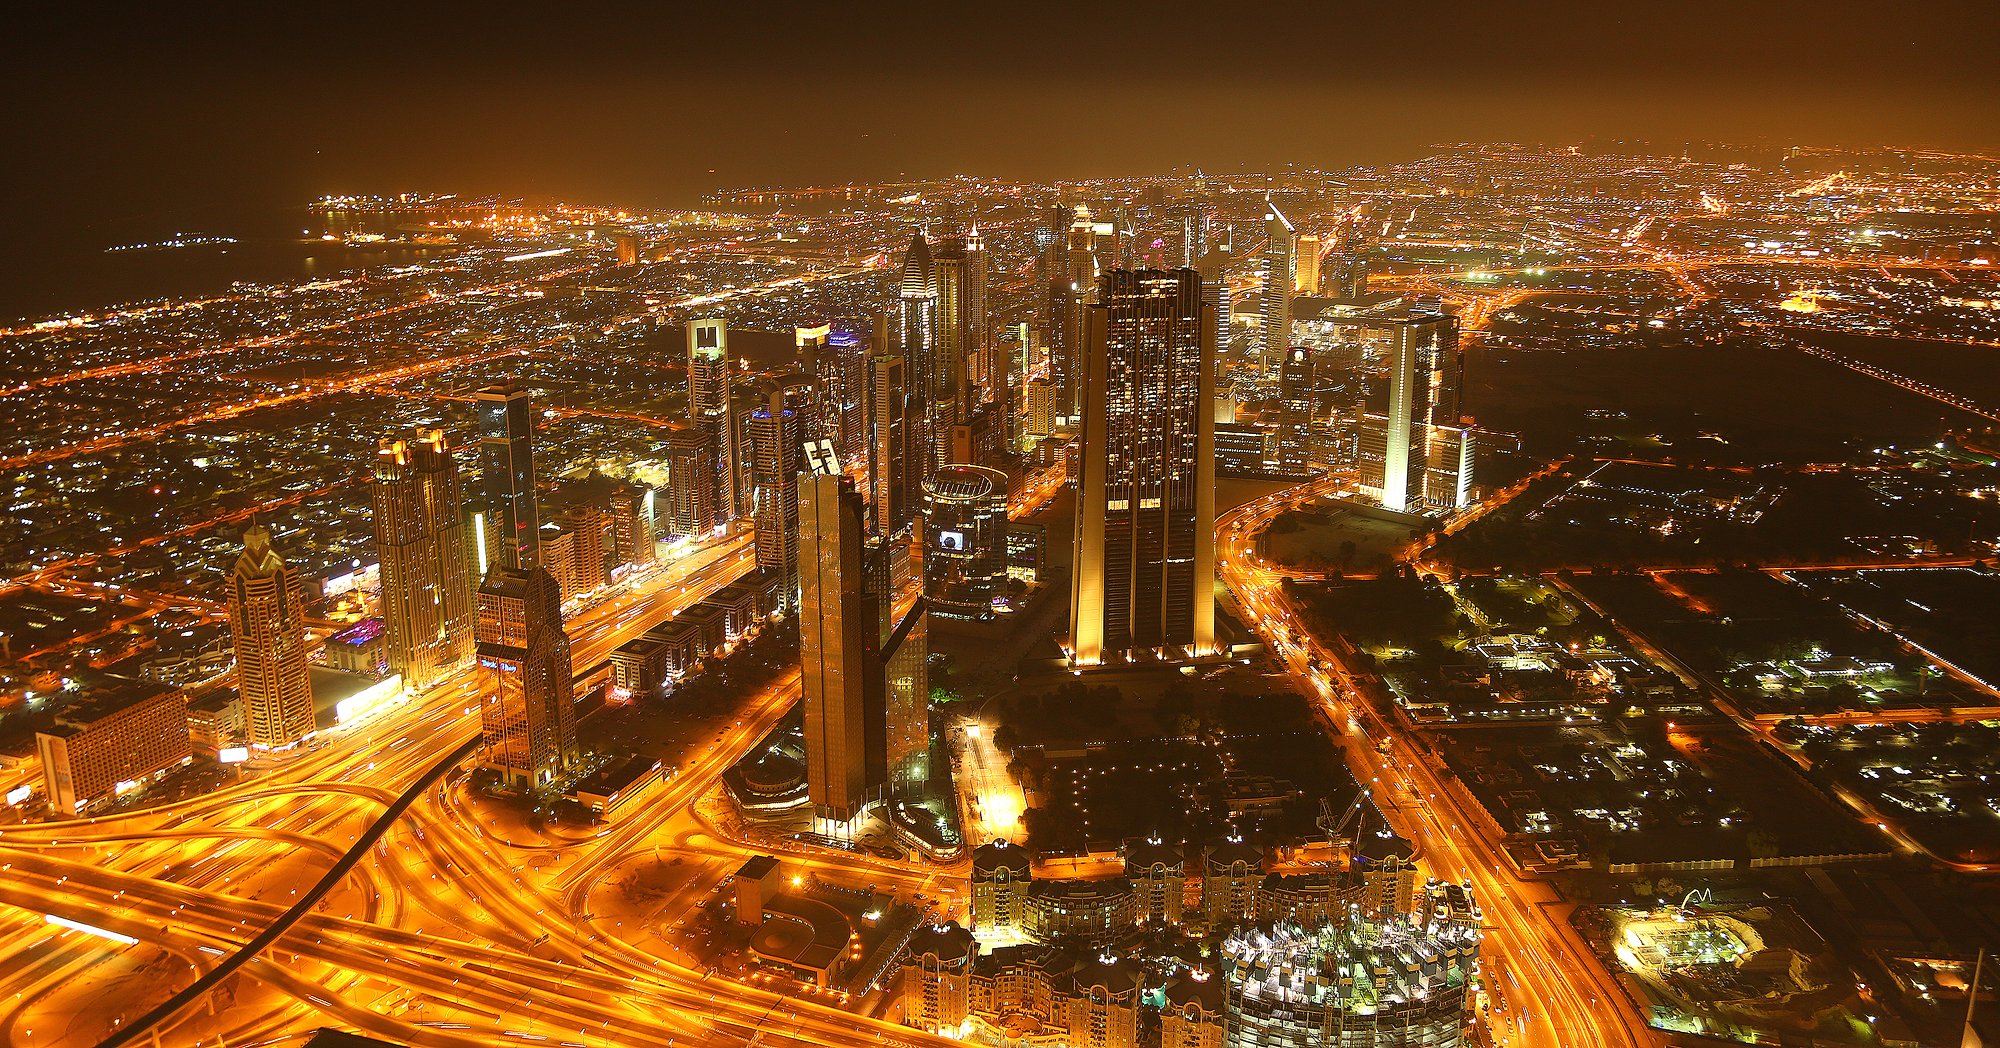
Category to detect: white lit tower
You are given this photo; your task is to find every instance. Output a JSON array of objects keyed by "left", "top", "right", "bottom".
[{"left": 687, "top": 317, "right": 738, "bottom": 520}]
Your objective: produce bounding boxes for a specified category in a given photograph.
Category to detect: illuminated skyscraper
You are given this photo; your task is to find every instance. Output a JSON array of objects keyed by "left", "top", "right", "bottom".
[
  {"left": 1069, "top": 269, "right": 1218, "bottom": 666},
  {"left": 867, "top": 351, "right": 918, "bottom": 536},
  {"left": 824, "top": 327, "right": 870, "bottom": 464},
  {"left": 1275, "top": 348, "right": 1316, "bottom": 476},
  {"left": 1050, "top": 205, "right": 1099, "bottom": 418},
  {"left": 966, "top": 227, "right": 997, "bottom": 408},
  {"left": 1360, "top": 310, "right": 1468, "bottom": 512},
  {"left": 477, "top": 381, "right": 539, "bottom": 571},
  {"left": 933, "top": 235, "right": 970, "bottom": 411},
  {"left": 1260, "top": 203, "right": 1296, "bottom": 372},
  {"left": 228, "top": 522, "right": 316, "bottom": 748},
  {"left": 921, "top": 464, "right": 1009, "bottom": 622},
  {"left": 1195, "top": 240, "right": 1232, "bottom": 357},
  {"left": 750, "top": 386, "right": 804, "bottom": 611},
  {"left": 371, "top": 430, "right": 474, "bottom": 692},
  {"left": 1295, "top": 233, "right": 1322, "bottom": 295},
  {"left": 799, "top": 470, "right": 875, "bottom": 826},
  {"left": 606, "top": 484, "right": 655, "bottom": 570},
  {"left": 687, "top": 317, "right": 738, "bottom": 519},
  {"left": 796, "top": 322, "right": 833, "bottom": 440},
  {"left": 880, "top": 594, "right": 929, "bottom": 802},
  {"left": 474, "top": 382, "right": 576, "bottom": 789},
  {"left": 476, "top": 562, "right": 576, "bottom": 789},
  {"left": 665, "top": 423, "right": 718, "bottom": 538}
]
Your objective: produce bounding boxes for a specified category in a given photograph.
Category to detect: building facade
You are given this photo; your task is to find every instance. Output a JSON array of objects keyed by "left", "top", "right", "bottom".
[
  {"left": 371, "top": 429, "right": 474, "bottom": 692},
  {"left": 749, "top": 387, "right": 804, "bottom": 611},
  {"left": 1260, "top": 204, "right": 1295, "bottom": 371},
  {"left": 1275, "top": 347, "right": 1316, "bottom": 476},
  {"left": 1069, "top": 268, "right": 1218, "bottom": 666},
  {"left": 37, "top": 681, "right": 191, "bottom": 815},
  {"left": 921, "top": 464, "right": 1009, "bottom": 622},
  {"left": 228, "top": 523, "right": 316, "bottom": 748},
  {"left": 476, "top": 381, "right": 541, "bottom": 571},
  {"left": 687, "top": 317, "right": 739, "bottom": 519},
  {"left": 799, "top": 471, "right": 876, "bottom": 827}
]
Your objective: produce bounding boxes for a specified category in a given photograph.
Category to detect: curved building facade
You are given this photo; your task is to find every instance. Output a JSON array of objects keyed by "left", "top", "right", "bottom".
[
  {"left": 921, "top": 463, "right": 1009, "bottom": 621},
  {"left": 1220, "top": 903, "right": 1480, "bottom": 1048}
]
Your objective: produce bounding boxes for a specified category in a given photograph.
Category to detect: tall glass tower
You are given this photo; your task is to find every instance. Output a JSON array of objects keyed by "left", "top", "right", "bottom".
[{"left": 1069, "top": 269, "right": 1218, "bottom": 666}]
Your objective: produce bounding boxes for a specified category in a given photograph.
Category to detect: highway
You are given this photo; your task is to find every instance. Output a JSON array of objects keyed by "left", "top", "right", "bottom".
[{"left": 1215, "top": 477, "right": 1660, "bottom": 1048}]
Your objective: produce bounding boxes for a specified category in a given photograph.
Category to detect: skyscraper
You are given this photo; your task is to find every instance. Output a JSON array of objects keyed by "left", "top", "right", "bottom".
[
  {"left": 867, "top": 351, "right": 918, "bottom": 537},
  {"left": 1051, "top": 204, "right": 1099, "bottom": 418},
  {"left": 1275, "top": 347, "right": 1316, "bottom": 476},
  {"left": 1195, "top": 240, "right": 1232, "bottom": 359},
  {"left": 922, "top": 464, "right": 1009, "bottom": 622},
  {"left": 967, "top": 227, "right": 997, "bottom": 409},
  {"left": 1069, "top": 269, "right": 1218, "bottom": 666},
  {"left": 474, "top": 381, "right": 577, "bottom": 789},
  {"left": 687, "top": 317, "right": 738, "bottom": 519},
  {"left": 1260, "top": 203, "right": 1296, "bottom": 373},
  {"left": 1361, "top": 310, "right": 1468, "bottom": 512},
  {"left": 796, "top": 322, "right": 835, "bottom": 444},
  {"left": 799, "top": 470, "right": 875, "bottom": 826},
  {"left": 933, "top": 235, "right": 970, "bottom": 411},
  {"left": 371, "top": 430, "right": 474, "bottom": 692},
  {"left": 665, "top": 423, "right": 718, "bottom": 538},
  {"left": 228, "top": 522, "right": 316, "bottom": 748},
  {"left": 1295, "top": 233, "right": 1322, "bottom": 295},
  {"left": 749, "top": 385, "right": 804, "bottom": 611},
  {"left": 476, "top": 563, "right": 576, "bottom": 789},
  {"left": 826, "top": 327, "right": 870, "bottom": 465},
  {"left": 606, "top": 484, "right": 656, "bottom": 570},
  {"left": 477, "top": 381, "right": 539, "bottom": 571},
  {"left": 880, "top": 594, "right": 929, "bottom": 802}
]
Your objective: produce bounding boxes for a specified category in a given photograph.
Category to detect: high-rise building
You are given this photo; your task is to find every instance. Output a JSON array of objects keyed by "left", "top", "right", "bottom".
[
  {"left": 1051, "top": 205, "right": 1099, "bottom": 418},
  {"left": 921, "top": 464, "right": 1009, "bottom": 622},
  {"left": 475, "top": 382, "right": 577, "bottom": 789},
  {"left": 476, "top": 381, "right": 540, "bottom": 572},
  {"left": 1294, "top": 233, "right": 1322, "bottom": 295},
  {"left": 1275, "top": 348, "right": 1316, "bottom": 476},
  {"left": 826, "top": 327, "right": 870, "bottom": 465},
  {"left": 933, "top": 235, "right": 971, "bottom": 411},
  {"left": 1359, "top": 310, "right": 1468, "bottom": 512},
  {"left": 1260, "top": 204, "right": 1296, "bottom": 372},
  {"left": 1069, "top": 269, "right": 1218, "bottom": 666},
  {"left": 613, "top": 233, "right": 642, "bottom": 266},
  {"left": 880, "top": 595, "right": 929, "bottom": 801},
  {"left": 799, "top": 471, "right": 876, "bottom": 826},
  {"left": 36, "top": 680, "right": 191, "bottom": 816},
  {"left": 1025, "top": 378, "right": 1060, "bottom": 444},
  {"left": 749, "top": 386, "right": 804, "bottom": 611},
  {"left": 795, "top": 322, "right": 835, "bottom": 443},
  {"left": 551, "top": 505, "right": 610, "bottom": 596},
  {"left": 476, "top": 563, "right": 576, "bottom": 789},
  {"left": 968, "top": 228, "right": 998, "bottom": 407},
  {"left": 896, "top": 233, "right": 942, "bottom": 460},
  {"left": 371, "top": 430, "right": 475, "bottom": 692},
  {"left": 1333, "top": 253, "right": 1370, "bottom": 299},
  {"left": 665, "top": 423, "right": 718, "bottom": 538},
  {"left": 1196, "top": 241, "right": 1233, "bottom": 359},
  {"left": 228, "top": 522, "right": 316, "bottom": 748},
  {"left": 867, "top": 352, "right": 918, "bottom": 537},
  {"left": 606, "top": 484, "right": 656, "bottom": 570},
  {"left": 687, "top": 317, "right": 738, "bottom": 519}
]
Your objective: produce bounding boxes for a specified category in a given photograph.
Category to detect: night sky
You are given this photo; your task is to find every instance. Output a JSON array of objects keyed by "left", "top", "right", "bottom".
[{"left": 5, "top": 2, "right": 1997, "bottom": 250}]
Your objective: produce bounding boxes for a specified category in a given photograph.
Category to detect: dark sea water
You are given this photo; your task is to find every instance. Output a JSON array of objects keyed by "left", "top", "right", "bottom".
[{"left": 0, "top": 202, "right": 454, "bottom": 323}]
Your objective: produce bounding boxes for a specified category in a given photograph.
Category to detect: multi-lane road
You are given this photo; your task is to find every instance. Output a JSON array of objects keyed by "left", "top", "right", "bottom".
[{"left": 1215, "top": 478, "right": 1659, "bottom": 1048}]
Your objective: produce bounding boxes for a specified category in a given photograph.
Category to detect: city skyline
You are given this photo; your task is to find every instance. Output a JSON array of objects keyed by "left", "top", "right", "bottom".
[{"left": 3, "top": 14, "right": 2000, "bottom": 1042}]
